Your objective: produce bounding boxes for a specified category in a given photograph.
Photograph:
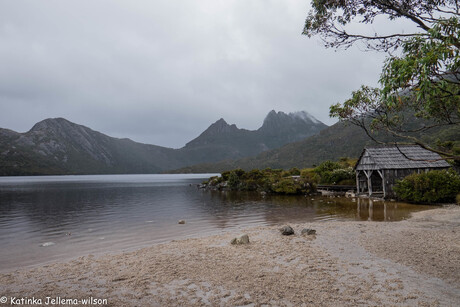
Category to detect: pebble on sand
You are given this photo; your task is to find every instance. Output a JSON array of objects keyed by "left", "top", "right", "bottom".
[
  {"left": 301, "top": 228, "right": 316, "bottom": 235},
  {"left": 280, "top": 225, "right": 295, "bottom": 236},
  {"left": 231, "top": 234, "right": 250, "bottom": 245}
]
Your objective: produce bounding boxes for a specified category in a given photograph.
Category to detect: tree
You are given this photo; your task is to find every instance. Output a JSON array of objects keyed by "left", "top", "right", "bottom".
[
  {"left": 303, "top": 1, "right": 460, "bottom": 160},
  {"left": 227, "top": 171, "right": 241, "bottom": 190}
]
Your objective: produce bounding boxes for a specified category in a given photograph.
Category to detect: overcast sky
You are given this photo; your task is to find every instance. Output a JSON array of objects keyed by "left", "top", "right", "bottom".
[{"left": 0, "top": 0, "right": 390, "bottom": 148}]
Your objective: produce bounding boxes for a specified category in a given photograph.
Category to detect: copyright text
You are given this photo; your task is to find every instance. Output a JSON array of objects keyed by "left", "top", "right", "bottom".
[{"left": 1, "top": 296, "right": 108, "bottom": 305}]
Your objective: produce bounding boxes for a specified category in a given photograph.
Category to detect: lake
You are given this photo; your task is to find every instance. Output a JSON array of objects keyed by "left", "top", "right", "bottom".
[{"left": 0, "top": 174, "right": 434, "bottom": 271}]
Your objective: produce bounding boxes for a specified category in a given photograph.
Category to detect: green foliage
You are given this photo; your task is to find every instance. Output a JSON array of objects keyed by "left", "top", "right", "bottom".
[
  {"left": 221, "top": 171, "right": 231, "bottom": 181},
  {"left": 272, "top": 176, "right": 315, "bottom": 195},
  {"left": 394, "top": 169, "right": 460, "bottom": 203},
  {"left": 244, "top": 169, "right": 264, "bottom": 180},
  {"left": 272, "top": 178, "right": 301, "bottom": 194},
  {"left": 304, "top": 0, "right": 460, "bottom": 160},
  {"left": 314, "top": 160, "right": 341, "bottom": 173},
  {"left": 312, "top": 160, "right": 356, "bottom": 184},
  {"left": 227, "top": 171, "right": 241, "bottom": 190},
  {"left": 207, "top": 168, "right": 316, "bottom": 195},
  {"left": 233, "top": 168, "right": 246, "bottom": 177},
  {"left": 241, "top": 169, "right": 267, "bottom": 191},
  {"left": 288, "top": 167, "right": 301, "bottom": 176},
  {"left": 326, "top": 167, "right": 356, "bottom": 185},
  {"left": 204, "top": 176, "right": 224, "bottom": 186},
  {"left": 452, "top": 147, "right": 460, "bottom": 168},
  {"left": 301, "top": 168, "right": 317, "bottom": 182},
  {"left": 381, "top": 18, "right": 459, "bottom": 115},
  {"left": 338, "top": 157, "right": 357, "bottom": 168}
]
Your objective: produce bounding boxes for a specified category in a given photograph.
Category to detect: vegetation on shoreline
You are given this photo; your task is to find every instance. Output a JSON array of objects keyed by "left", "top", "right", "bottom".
[
  {"left": 203, "top": 157, "right": 460, "bottom": 204},
  {"left": 203, "top": 168, "right": 315, "bottom": 195},
  {"left": 303, "top": 158, "right": 356, "bottom": 186},
  {"left": 202, "top": 158, "right": 357, "bottom": 195},
  {"left": 394, "top": 169, "right": 460, "bottom": 204}
]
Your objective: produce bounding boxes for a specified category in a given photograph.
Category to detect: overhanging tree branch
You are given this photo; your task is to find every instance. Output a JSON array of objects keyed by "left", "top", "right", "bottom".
[{"left": 306, "top": 1, "right": 460, "bottom": 161}]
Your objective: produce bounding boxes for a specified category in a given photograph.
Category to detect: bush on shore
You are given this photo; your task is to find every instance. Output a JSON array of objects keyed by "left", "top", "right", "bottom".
[
  {"left": 394, "top": 169, "right": 460, "bottom": 203},
  {"left": 310, "top": 158, "right": 356, "bottom": 185}
]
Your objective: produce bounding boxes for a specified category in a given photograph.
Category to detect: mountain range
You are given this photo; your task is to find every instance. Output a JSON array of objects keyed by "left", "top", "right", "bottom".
[
  {"left": 0, "top": 110, "right": 327, "bottom": 175},
  {"left": 173, "top": 118, "right": 460, "bottom": 173}
]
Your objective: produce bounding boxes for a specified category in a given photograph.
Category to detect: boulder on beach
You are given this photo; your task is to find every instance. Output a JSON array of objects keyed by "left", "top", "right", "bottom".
[
  {"left": 231, "top": 234, "right": 250, "bottom": 245},
  {"left": 280, "top": 225, "right": 295, "bottom": 236}
]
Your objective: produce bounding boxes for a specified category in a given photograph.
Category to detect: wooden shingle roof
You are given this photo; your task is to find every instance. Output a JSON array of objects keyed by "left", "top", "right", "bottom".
[{"left": 355, "top": 145, "right": 451, "bottom": 171}]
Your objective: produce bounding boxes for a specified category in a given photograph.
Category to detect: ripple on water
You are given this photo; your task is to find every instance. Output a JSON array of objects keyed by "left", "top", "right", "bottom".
[{"left": 40, "top": 242, "right": 55, "bottom": 247}]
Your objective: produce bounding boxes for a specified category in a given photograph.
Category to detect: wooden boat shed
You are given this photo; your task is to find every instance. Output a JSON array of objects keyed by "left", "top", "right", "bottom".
[{"left": 355, "top": 145, "right": 450, "bottom": 198}]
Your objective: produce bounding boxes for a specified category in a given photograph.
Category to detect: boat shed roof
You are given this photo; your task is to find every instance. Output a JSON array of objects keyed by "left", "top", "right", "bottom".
[{"left": 355, "top": 145, "right": 451, "bottom": 171}]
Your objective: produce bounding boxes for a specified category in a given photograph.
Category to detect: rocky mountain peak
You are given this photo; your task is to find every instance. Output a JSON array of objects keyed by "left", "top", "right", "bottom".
[
  {"left": 202, "top": 118, "right": 239, "bottom": 135},
  {"left": 291, "top": 111, "right": 321, "bottom": 124},
  {"left": 24, "top": 117, "right": 112, "bottom": 163},
  {"left": 29, "top": 117, "right": 77, "bottom": 134},
  {"left": 260, "top": 110, "right": 325, "bottom": 133},
  {"left": 184, "top": 118, "right": 242, "bottom": 148},
  {"left": 262, "top": 110, "right": 322, "bottom": 127}
]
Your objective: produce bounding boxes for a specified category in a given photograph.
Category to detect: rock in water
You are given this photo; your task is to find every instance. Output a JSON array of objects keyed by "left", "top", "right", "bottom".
[
  {"left": 280, "top": 225, "right": 294, "bottom": 236},
  {"left": 301, "top": 228, "right": 316, "bottom": 235},
  {"left": 178, "top": 220, "right": 186, "bottom": 224},
  {"left": 231, "top": 234, "right": 250, "bottom": 245}
]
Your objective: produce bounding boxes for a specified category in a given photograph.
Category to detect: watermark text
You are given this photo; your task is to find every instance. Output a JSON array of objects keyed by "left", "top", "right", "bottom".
[{"left": 1, "top": 296, "right": 108, "bottom": 305}]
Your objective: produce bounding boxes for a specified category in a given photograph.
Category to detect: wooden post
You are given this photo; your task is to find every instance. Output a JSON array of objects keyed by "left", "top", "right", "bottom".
[
  {"left": 356, "top": 171, "right": 360, "bottom": 194},
  {"left": 368, "top": 175, "right": 372, "bottom": 197},
  {"left": 382, "top": 170, "right": 386, "bottom": 198},
  {"left": 364, "top": 170, "right": 373, "bottom": 197},
  {"left": 377, "top": 169, "right": 385, "bottom": 198}
]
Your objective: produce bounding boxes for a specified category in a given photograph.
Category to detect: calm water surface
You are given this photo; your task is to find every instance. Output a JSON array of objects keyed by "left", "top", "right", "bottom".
[{"left": 0, "top": 174, "right": 434, "bottom": 271}]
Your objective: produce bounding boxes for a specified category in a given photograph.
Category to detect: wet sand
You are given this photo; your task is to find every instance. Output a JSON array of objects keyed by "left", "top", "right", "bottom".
[{"left": 1, "top": 205, "right": 459, "bottom": 306}]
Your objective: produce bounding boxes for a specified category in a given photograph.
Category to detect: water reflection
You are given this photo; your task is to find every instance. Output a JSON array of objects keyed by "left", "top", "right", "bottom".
[
  {"left": 0, "top": 175, "right": 434, "bottom": 271},
  {"left": 203, "top": 190, "right": 434, "bottom": 223}
]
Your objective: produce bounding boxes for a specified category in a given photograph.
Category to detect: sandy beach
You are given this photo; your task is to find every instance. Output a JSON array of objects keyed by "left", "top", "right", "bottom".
[{"left": 1, "top": 205, "right": 459, "bottom": 306}]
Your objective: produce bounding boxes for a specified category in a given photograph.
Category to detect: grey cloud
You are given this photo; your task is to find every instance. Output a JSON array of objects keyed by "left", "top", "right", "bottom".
[{"left": 1, "top": 0, "right": 389, "bottom": 148}]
